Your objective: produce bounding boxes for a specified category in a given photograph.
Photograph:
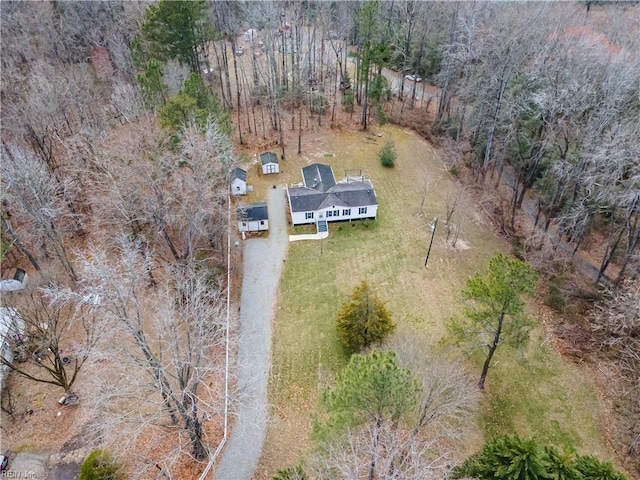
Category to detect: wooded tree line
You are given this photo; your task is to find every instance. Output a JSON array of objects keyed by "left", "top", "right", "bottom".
[
  {"left": 1, "top": 1, "right": 234, "bottom": 475},
  {"left": 202, "top": 0, "right": 638, "bottom": 286},
  {"left": 4, "top": 1, "right": 634, "bottom": 284},
  {"left": 20, "top": 0, "right": 628, "bottom": 292}
]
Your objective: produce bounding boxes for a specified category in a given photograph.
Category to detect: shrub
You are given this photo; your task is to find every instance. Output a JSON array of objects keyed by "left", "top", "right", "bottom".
[
  {"left": 544, "top": 276, "right": 566, "bottom": 312},
  {"left": 378, "top": 138, "right": 396, "bottom": 168},
  {"left": 80, "top": 450, "right": 123, "bottom": 480},
  {"left": 272, "top": 465, "right": 306, "bottom": 480},
  {"left": 452, "top": 435, "right": 628, "bottom": 480},
  {"left": 341, "top": 93, "right": 354, "bottom": 113}
]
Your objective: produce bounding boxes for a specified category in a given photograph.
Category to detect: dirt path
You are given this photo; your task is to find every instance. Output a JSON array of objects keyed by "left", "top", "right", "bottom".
[{"left": 215, "top": 186, "right": 288, "bottom": 480}]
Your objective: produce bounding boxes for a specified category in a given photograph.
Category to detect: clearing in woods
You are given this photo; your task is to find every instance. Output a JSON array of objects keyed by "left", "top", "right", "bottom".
[{"left": 242, "top": 124, "right": 614, "bottom": 478}]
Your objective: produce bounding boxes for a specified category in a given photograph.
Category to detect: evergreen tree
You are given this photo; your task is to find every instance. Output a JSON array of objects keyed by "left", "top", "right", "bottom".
[
  {"left": 336, "top": 280, "right": 396, "bottom": 352},
  {"left": 449, "top": 254, "right": 538, "bottom": 389},
  {"left": 452, "top": 436, "right": 628, "bottom": 480},
  {"left": 137, "top": 58, "right": 167, "bottom": 108},
  {"left": 158, "top": 73, "right": 231, "bottom": 133},
  {"left": 378, "top": 138, "right": 397, "bottom": 167},
  {"left": 142, "top": 0, "right": 215, "bottom": 73},
  {"left": 320, "top": 350, "right": 419, "bottom": 435},
  {"left": 80, "top": 450, "right": 123, "bottom": 480}
]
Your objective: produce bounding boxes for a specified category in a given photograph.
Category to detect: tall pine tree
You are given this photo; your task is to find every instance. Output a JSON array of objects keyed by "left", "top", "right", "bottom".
[{"left": 142, "top": 0, "right": 215, "bottom": 73}]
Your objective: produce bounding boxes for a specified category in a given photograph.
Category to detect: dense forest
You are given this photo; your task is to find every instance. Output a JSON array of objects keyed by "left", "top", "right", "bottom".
[{"left": 0, "top": 1, "right": 638, "bottom": 479}]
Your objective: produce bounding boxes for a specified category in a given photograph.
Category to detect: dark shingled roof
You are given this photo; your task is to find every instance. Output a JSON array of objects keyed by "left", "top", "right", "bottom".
[
  {"left": 260, "top": 151, "right": 278, "bottom": 165},
  {"left": 231, "top": 167, "right": 246, "bottom": 181},
  {"left": 237, "top": 202, "right": 268, "bottom": 221},
  {"left": 302, "top": 164, "right": 336, "bottom": 192},
  {"left": 288, "top": 180, "right": 377, "bottom": 213}
]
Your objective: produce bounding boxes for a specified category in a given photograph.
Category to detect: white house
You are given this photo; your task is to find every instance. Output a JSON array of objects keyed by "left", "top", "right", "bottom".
[
  {"left": 230, "top": 167, "right": 247, "bottom": 195},
  {"left": 260, "top": 151, "right": 280, "bottom": 175},
  {"left": 287, "top": 164, "right": 378, "bottom": 226},
  {"left": 237, "top": 202, "right": 269, "bottom": 232}
]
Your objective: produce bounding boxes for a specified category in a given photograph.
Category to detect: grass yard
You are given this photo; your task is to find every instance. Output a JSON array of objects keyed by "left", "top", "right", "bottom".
[
  {"left": 248, "top": 125, "right": 614, "bottom": 478},
  {"left": 480, "top": 327, "right": 612, "bottom": 456}
]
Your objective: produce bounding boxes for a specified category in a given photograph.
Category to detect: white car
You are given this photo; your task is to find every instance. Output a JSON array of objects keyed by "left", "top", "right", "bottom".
[{"left": 405, "top": 74, "right": 422, "bottom": 82}]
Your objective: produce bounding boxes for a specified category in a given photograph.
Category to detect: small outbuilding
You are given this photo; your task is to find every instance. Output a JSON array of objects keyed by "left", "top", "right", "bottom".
[
  {"left": 1, "top": 307, "right": 26, "bottom": 387},
  {"left": 230, "top": 167, "right": 247, "bottom": 195},
  {"left": 260, "top": 151, "right": 280, "bottom": 175},
  {"left": 237, "top": 202, "right": 269, "bottom": 232},
  {"left": 244, "top": 28, "right": 258, "bottom": 42},
  {"left": 0, "top": 268, "right": 27, "bottom": 292}
]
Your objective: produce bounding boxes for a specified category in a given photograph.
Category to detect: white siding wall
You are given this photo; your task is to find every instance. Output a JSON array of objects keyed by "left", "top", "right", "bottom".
[
  {"left": 238, "top": 219, "right": 269, "bottom": 232},
  {"left": 291, "top": 211, "right": 312, "bottom": 225},
  {"left": 231, "top": 179, "right": 247, "bottom": 195},
  {"left": 262, "top": 162, "right": 279, "bottom": 174},
  {"left": 290, "top": 205, "right": 377, "bottom": 225}
]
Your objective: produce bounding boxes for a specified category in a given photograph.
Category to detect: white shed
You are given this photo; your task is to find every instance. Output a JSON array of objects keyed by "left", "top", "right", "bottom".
[
  {"left": 0, "top": 268, "right": 27, "bottom": 292},
  {"left": 230, "top": 167, "right": 247, "bottom": 195},
  {"left": 244, "top": 28, "right": 258, "bottom": 42},
  {"left": 260, "top": 151, "right": 280, "bottom": 175},
  {"left": 237, "top": 202, "right": 269, "bottom": 232}
]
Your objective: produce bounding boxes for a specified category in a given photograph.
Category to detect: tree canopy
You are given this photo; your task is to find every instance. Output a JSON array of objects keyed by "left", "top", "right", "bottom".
[
  {"left": 142, "top": 0, "right": 215, "bottom": 73},
  {"left": 378, "top": 138, "right": 397, "bottom": 167},
  {"left": 319, "top": 350, "right": 419, "bottom": 435},
  {"left": 453, "top": 435, "right": 627, "bottom": 480},
  {"left": 158, "top": 73, "right": 231, "bottom": 133}
]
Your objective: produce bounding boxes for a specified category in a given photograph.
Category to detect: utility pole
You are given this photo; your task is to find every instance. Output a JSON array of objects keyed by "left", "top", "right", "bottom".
[{"left": 425, "top": 217, "right": 438, "bottom": 267}]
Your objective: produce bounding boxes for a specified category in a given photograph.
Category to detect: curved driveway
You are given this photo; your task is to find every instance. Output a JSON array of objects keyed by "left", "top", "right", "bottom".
[{"left": 215, "top": 186, "right": 288, "bottom": 480}]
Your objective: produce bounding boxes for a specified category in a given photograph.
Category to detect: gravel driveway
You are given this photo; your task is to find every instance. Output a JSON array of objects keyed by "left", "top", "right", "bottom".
[{"left": 215, "top": 186, "right": 288, "bottom": 480}]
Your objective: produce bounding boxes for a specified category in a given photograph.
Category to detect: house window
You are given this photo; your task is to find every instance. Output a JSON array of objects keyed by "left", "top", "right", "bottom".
[
  {"left": 359, "top": 207, "right": 368, "bottom": 215},
  {"left": 235, "top": 185, "right": 241, "bottom": 191},
  {"left": 242, "top": 222, "right": 247, "bottom": 227},
  {"left": 326, "top": 211, "right": 333, "bottom": 218},
  {"left": 265, "top": 164, "right": 278, "bottom": 174},
  {"left": 332, "top": 210, "right": 339, "bottom": 217},
  {"left": 260, "top": 220, "right": 265, "bottom": 225},
  {"left": 305, "top": 212, "right": 314, "bottom": 220},
  {"left": 343, "top": 209, "right": 351, "bottom": 216}
]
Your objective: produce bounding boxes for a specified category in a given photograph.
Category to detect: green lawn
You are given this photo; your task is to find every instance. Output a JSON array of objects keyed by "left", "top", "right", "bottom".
[
  {"left": 480, "top": 328, "right": 611, "bottom": 456},
  {"left": 254, "top": 125, "right": 614, "bottom": 478}
]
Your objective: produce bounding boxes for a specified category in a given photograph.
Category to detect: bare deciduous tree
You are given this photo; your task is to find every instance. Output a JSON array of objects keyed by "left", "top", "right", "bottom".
[
  {"left": 387, "top": 328, "right": 480, "bottom": 436},
  {"left": 61, "top": 236, "right": 228, "bottom": 464},
  {"left": 1, "top": 144, "right": 78, "bottom": 281},
  {"left": 1, "top": 283, "right": 102, "bottom": 395},
  {"left": 310, "top": 421, "right": 450, "bottom": 480}
]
